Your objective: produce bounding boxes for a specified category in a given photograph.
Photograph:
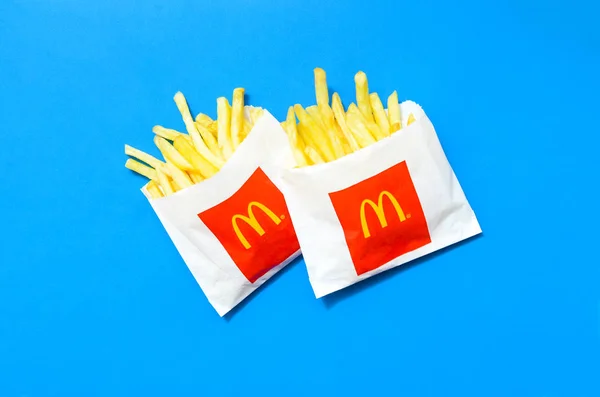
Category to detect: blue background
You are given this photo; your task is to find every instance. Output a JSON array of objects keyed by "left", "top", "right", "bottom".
[{"left": 1, "top": 0, "right": 599, "bottom": 396}]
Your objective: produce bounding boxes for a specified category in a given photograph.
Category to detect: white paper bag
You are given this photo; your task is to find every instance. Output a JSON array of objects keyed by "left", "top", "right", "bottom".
[
  {"left": 280, "top": 101, "right": 481, "bottom": 298},
  {"left": 143, "top": 108, "right": 301, "bottom": 316}
]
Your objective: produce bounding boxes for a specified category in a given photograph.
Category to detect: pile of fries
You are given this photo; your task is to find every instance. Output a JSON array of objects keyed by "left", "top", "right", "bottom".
[
  {"left": 124, "top": 89, "right": 264, "bottom": 198},
  {"left": 283, "top": 68, "right": 417, "bottom": 167}
]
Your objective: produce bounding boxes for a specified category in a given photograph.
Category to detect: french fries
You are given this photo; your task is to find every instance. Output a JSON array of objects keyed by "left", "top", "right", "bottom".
[
  {"left": 217, "top": 97, "right": 233, "bottom": 160},
  {"left": 125, "top": 159, "right": 158, "bottom": 181},
  {"left": 230, "top": 88, "right": 245, "bottom": 149},
  {"left": 387, "top": 91, "right": 401, "bottom": 132},
  {"left": 146, "top": 180, "right": 164, "bottom": 199},
  {"left": 287, "top": 68, "right": 417, "bottom": 167},
  {"left": 124, "top": 88, "right": 264, "bottom": 197}
]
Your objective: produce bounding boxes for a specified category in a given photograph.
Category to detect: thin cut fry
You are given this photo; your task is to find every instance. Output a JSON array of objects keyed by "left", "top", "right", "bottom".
[
  {"left": 188, "top": 171, "right": 204, "bottom": 184},
  {"left": 304, "top": 146, "right": 324, "bottom": 165},
  {"left": 208, "top": 121, "right": 218, "bottom": 137},
  {"left": 146, "top": 180, "right": 164, "bottom": 199},
  {"left": 170, "top": 178, "right": 182, "bottom": 192},
  {"left": 125, "top": 158, "right": 157, "bottom": 181},
  {"left": 152, "top": 125, "right": 185, "bottom": 141},
  {"left": 354, "top": 71, "right": 374, "bottom": 123},
  {"left": 156, "top": 168, "right": 174, "bottom": 196},
  {"left": 305, "top": 105, "right": 344, "bottom": 158},
  {"left": 195, "top": 113, "right": 213, "bottom": 127},
  {"left": 124, "top": 145, "right": 164, "bottom": 169},
  {"left": 297, "top": 124, "right": 324, "bottom": 164},
  {"left": 346, "top": 106, "right": 378, "bottom": 148},
  {"left": 164, "top": 162, "right": 193, "bottom": 189},
  {"left": 314, "top": 68, "right": 336, "bottom": 129},
  {"left": 348, "top": 103, "right": 383, "bottom": 140},
  {"left": 174, "top": 92, "right": 225, "bottom": 168},
  {"left": 230, "top": 88, "right": 245, "bottom": 149},
  {"left": 217, "top": 97, "right": 234, "bottom": 159},
  {"left": 334, "top": 123, "right": 352, "bottom": 155},
  {"left": 154, "top": 136, "right": 194, "bottom": 171},
  {"left": 306, "top": 105, "right": 328, "bottom": 132},
  {"left": 173, "top": 135, "right": 219, "bottom": 178},
  {"left": 284, "top": 106, "right": 307, "bottom": 167},
  {"left": 387, "top": 90, "right": 401, "bottom": 132},
  {"left": 407, "top": 113, "right": 416, "bottom": 126},
  {"left": 195, "top": 122, "right": 221, "bottom": 157},
  {"left": 307, "top": 105, "right": 344, "bottom": 158},
  {"left": 294, "top": 104, "right": 336, "bottom": 162},
  {"left": 314, "top": 67, "right": 329, "bottom": 106},
  {"left": 369, "top": 93, "right": 391, "bottom": 137},
  {"left": 331, "top": 93, "right": 360, "bottom": 152}
]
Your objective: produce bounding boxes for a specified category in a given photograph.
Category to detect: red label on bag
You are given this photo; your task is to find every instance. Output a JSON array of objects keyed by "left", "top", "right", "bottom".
[
  {"left": 329, "top": 161, "right": 431, "bottom": 276},
  {"left": 198, "top": 167, "right": 300, "bottom": 283}
]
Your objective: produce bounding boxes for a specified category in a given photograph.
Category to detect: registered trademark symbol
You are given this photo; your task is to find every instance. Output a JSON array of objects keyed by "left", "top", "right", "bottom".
[
  {"left": 407, "top": 213, "right": 412, "bottom": 219},
  {"left": 280, "top": 215, "right": 285, "bottom": 219}
]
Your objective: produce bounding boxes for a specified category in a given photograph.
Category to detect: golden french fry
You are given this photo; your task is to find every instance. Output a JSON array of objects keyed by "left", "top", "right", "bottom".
[
  {"left": 146, "top": 180, "right": 164, "bottom": 199},
  {"left": 334, "top": 123, "right": 352, "bottom": 155},
  {"left": 173, "top": 92, "right": 197, "bottom": 126},
  {"left": 305, "top": 105, "right": 344, "bottom": 158},
  {"left": 306, "top": 105, "right": 345, "bottom": 159},
  {"left": 195, "top": 122, "right": 221, "bottom": 157},
  {"left": 306, "top": 105, "right": 328, "bottom": 132},
  {"left": 170, "top": 178, "right": 182, "bottom": 192},
  {"left": 314, "top": 68, "right": 336, "bottom": 129},
  {"left": 188, "top": 171, "right": 204, "bottom": 184},
  {"left": 156, "top": 168, "right": 174, "bottom": 196},
  {"left": 208, "top": 121, "right": 218, "bottom": 137},
  {"left": 294, "top": 104, "right": 336, "bottom": 162},
  {"left": 346, "top": 106, "right": 378, "bottom": 148},
  {"left": 163, "top": 162, "right": 193, "bottom": 189},
  {"left": 348, "top": 103, "right": 383, "bottom": 140},
  {"left": 387, "top": 90, "right": 401, "bottom": 132},
  {"left": 154, "top": 136, "right": 194, "bottom": 171},
  {"left": 304, "top": 146, "right": 324, "bottom": 165},
  {"left": 195, "top": 113, "right": 213, "bottom": 127},
  {"left": 217, "top": 97, "right": 234, "bottom": 159},
  {"left": 152, "top": 125, "right": 185, "bottom": 141},
  {"left": 284, "top": 106, "right": 307, "bottom": 167},
  {"left": 124, "top": 144, "right": 164, "bottom": 169},
  {"left": 296, "top": 124, "right": 324, "bottom": 165},
  {"left": 407, "top": 113, "right": 416, "bottom": 126},
  {"left": 173, "top": 135, "right": 219, "bottom": 178},
  {"left": 314, "top": 67, "right": 329, "bottom": 107},
  {"left": 230, "top": 88, "right": 245, "bottom": 149},
  {"left": 369, "top": 93, "right": 391, "bottom": 137},
  {"left": 249, "top": 107, "right": 264, "bottom": 125},
  {"left": 125, "top": 158, "right": 158, "bottom": 181},
  {"left": 195, "top": 121, "right": 218, "bottom": 141},
  {"left": 355, "top": 71, "right": 374, "bottom": 123},
  {"left": 331, "top": 93, "right": 360, "bottom": 152},
  {"left": 174, "top": 92, "right": 225, "bottom": 169}
]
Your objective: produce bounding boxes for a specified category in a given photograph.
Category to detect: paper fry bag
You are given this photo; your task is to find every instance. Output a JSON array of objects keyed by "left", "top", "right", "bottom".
[
  {"left": 144, "top": 109, "right": 300, "bottom": 316},
  {"left": 280, "top": 101, "right": 481, "bottom": 298}
]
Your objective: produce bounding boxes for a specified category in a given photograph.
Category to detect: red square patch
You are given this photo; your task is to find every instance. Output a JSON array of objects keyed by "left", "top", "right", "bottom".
[
  {"left": 328, "top": 161, "right": 431, "bottom": 275},
  {"left": 198, "top": 168, "right": 300, "bottom": 283}
]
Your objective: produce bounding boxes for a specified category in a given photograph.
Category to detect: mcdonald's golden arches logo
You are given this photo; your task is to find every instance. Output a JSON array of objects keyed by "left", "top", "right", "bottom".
[
  {"left": 232, "top": 201, "right": 282, "bottom": 249},
  {"left": 199, "top": 168, "right": 300, "bottom": 283},
  {"left": 329, "top": 161, "right": 432, "bottom": 276},
  {"left": 360, "top": 191, "right": 407, "bottom": 238}
]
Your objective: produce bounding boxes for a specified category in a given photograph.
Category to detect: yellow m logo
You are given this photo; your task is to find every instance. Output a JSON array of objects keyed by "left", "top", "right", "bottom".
[
  {"left": 232, "top": 202, "right": 282, "bottom": 249},
  {"left": 360, "top": 191, "right": 406, "bottom": 238}
]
